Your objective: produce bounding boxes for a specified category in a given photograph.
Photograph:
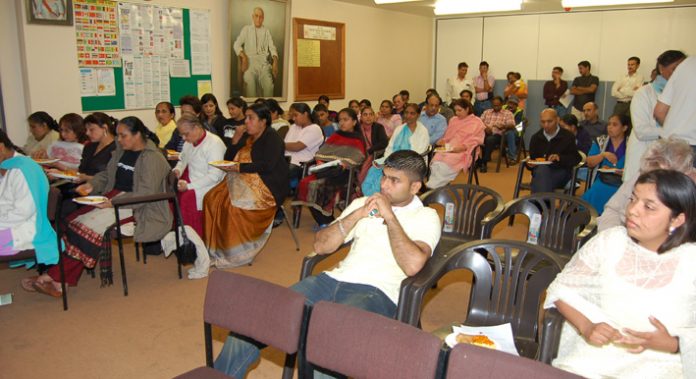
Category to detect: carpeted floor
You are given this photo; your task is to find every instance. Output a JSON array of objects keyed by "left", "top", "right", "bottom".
[{"left": 0, "top": 157, "right": 537, "bottom": 378}]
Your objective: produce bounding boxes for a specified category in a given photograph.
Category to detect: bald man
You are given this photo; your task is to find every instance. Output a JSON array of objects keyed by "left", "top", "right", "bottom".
[
  {"left": 233, "top": 7, "right": 279, "bottom": 97},
  {"left": 579, "top": 102, "right": 607, "bottom": 141},
  {"left": 528, "top": 109, "right": 582, "bottom": 193}
]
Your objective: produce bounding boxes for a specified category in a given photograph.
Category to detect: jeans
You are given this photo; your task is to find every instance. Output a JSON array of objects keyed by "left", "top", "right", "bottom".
[
  {"left": 531, "top": 165, "right": 572, "bottom": 193},
  {"left": 213, "top": 273, "right": 397, "bottom": 377},
  {"left": 504, "top": 129, "right": 518, "bottom": 159}
]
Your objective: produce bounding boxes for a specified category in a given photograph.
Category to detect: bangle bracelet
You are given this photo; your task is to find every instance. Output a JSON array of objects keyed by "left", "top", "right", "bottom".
[{"left": 337, "top": 219, "right": 347, "bottom": 237}]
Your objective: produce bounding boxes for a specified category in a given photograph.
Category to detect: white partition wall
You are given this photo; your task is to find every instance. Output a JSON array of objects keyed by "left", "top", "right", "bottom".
[
  {"left": 435, "top": 18, "right": 483, "bottom": 95},
  {"left": 482, "top": 15, "right": 540, "bottom": 82}
]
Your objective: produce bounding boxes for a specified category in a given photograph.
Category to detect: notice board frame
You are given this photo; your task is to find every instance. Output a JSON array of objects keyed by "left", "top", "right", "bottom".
[{"left": 292, "top": 18, "right": 345, "bottom": 101}]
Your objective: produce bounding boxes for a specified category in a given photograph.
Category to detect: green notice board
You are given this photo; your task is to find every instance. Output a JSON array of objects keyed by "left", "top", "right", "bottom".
[{"left": 81, "top": 8, "right": 212, "bottom": 112}]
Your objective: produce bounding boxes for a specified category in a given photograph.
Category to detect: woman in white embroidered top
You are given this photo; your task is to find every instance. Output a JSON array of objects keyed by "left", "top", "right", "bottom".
[{"left": 544, "top": 169, "right": 696, "bottom": 378}]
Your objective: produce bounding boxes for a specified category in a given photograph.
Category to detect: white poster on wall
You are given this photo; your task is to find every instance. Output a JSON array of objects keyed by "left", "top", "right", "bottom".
[{"left": 190, "top": 10, "right": 211, "bottom": 75}]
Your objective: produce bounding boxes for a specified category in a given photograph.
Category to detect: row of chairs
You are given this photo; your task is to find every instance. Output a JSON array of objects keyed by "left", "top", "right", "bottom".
[{"left": 175, "top": 269, "right": 580, "bottom": 379}]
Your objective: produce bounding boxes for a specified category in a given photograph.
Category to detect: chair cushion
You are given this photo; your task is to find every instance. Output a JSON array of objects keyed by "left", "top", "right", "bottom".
[
  {"left": 172, "top": 366, "right": 234, "bottom": 379},
  {"left": 203, "top": 271, "right": 306, "bottom": 355},
  {"left": 307, "top": 301, "right": 442, "bottom": 379},
  {"left": 445, "top": 343, "right": 581, "bottom": 379}
]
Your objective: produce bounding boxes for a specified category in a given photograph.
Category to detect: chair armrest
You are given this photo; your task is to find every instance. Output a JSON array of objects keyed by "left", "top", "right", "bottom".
[
  {"left": 111, "top": 192, "right": 175, "bottom": 208},
  {"left": 397, "top": 253, "right": 451, "bottom": 326},
  {"left": 539, "top": 307, "right": 565, "bottom": 364},
  {"left": 480, "top": 205, "right": 511, "bottom": 239},
  {"left": 299, "top": 242, "right": 351, "bottom": 281}
]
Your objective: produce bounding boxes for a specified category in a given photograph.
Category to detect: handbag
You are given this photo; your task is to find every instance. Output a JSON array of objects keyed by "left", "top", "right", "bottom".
[{"left": 171, "top": 193, "right": 197, "bottom": 265}]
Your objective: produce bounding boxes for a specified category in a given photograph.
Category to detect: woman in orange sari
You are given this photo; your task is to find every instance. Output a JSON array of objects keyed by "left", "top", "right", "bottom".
[{"left": 203, "top": 103, "right": 288, "bottom": 268}]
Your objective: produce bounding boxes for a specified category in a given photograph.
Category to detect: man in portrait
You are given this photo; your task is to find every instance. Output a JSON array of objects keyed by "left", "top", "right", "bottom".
[{"left": 233, "top": 7, "right": 278, "bottom": 98}]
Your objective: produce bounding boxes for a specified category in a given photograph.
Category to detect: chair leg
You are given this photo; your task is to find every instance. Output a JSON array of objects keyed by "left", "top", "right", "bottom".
[
  {"left": 59, "top": 248, "right": 68, "bottom": 311},
  {"left": 495, "top": 138, "right": 505, "bottom": 173},
  {"left": 138, "top": 243, "right": 145, "bottom": 264},
  {"left": 282, "top": 353, "right": 297, "bottom": 379},
  {"left": 281, "top": 206, "right": 300, "bottom": 251},
  {"left": 293, "top": 205, "right": 302, "bottom": 229},
  {"left": 114, "top": 209, "right": 129, "bottom": 296},
  {"left": 135, "top": 240, "right": 140, "bottom": 262}
]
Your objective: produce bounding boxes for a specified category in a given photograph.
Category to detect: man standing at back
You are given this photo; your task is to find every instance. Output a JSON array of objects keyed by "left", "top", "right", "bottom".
[
  {"left": 611, "top": 56, "right": 644, "bottom": 118},
  {"left": 213, "top": 150, "right": 442, "bottom": 377},
  {"left": 474, "top": 61, "right": 495, "bottom": 116},
  {"left": 446, "top": 62, "right": 474, "bottom": 104},
  {"left": 233, "top": 7, "right": 278, "bottom": 97},
  {"left": 570, "top": 61, "right": 599, "bottom": 121}
]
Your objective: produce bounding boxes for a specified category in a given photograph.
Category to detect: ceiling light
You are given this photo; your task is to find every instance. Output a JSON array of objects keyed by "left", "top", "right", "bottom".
[
  {"left": 562, "top": 0, "right": 673, "bottom": 7},
  {"left": 434, "top": 0, "right": 523, "bottom": 15},
  {"left": 374, "top": 0, "right": 422, "bottom": 4}
]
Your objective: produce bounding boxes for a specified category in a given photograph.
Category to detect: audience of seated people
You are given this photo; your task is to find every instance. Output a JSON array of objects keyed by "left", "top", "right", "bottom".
[
  {"left": 361, "top": 103, "right": 430, "bottom": 196},
  {"left": 392, "top": 93, "right": 406, "bottom": 118},
  {"left": 579, "top": 101, "right": 607, "bottom": 141},
  {"left": 33, "top": 113, "right": 87, "bottom": 172},
  {"left": 419, "top": 93, "right": 448, "bottom": 145},
  {"left": 284, "top": 103, "right": 324, "bottom": 184},
  {"left": 581, "top": 114, "right": 631, "bottom": 214},
  {"left": 292, "top": 108, "right": 366, "bottom": 228},
  {"left": 376, "top": 99, "right": 402, "bottom": 138},
  {"left": 154, "top": 101, "right": 178, "bottom": 150},
  {"left": 357, "top": 106, "right": 389, "bottom": 183},
  {"left": 426, "top": 99, "right": 485, "bottom": 189},
  {"left": 317, "top": 95, "right": 338, "bottom": 122},
  {"left": 313, "top": 103, "right": 338, "bottom": 139},
  {"left": 479, "top": 96, "right": 515, "bottom": 172},
  {"left": 558, "top": 114, "right": 592, "bottom": 155}
]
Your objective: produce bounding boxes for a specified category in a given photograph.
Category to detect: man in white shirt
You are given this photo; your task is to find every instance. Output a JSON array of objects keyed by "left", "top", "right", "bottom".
[
  {"left": 611, "top": 56, "right": 644, "bottom": 117},
  {"left": 654, "top": 51, "right": 695, "bottom": 163},
  {"left": 233, "top": 7, "right": 278, "bottom": 97},
  {"left": 446, "top": 62, "right": 474, "bottom": 104},
  {"left": 213, "top": 150, "right": 442, "bottom": 377}
]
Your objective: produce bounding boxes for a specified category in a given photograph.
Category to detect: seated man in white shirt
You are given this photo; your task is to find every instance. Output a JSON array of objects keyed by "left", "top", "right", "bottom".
[
  {"left": 284, "top": 103, "right": 325, "bottom": 183},
  {"left": 213, "top": 150, "right": 442, "bottom": 377}
]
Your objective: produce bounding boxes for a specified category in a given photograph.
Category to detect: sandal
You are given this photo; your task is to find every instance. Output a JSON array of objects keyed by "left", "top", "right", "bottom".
[
  {"left": 32, "top": 281, "right": 63, "bottom": 298},
  {"left": 21, "top": 276, "right": 38, "bottom": 292}
]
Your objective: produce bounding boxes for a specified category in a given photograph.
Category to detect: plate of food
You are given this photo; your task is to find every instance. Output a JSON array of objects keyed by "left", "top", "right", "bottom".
[
  {"left": 33, "top": 158, "right": 60, "bottom": 165},
  {"left": 48, "top": 170, "right": 80, "bottom": 181},
  {"left": 527, "top": 158, "right": 552, "bottom": 165},
  {"left": 434, "top": 147, "right": 453, "bottom": 153},
  {"left": 166, "top": 149, "right": 180, "bottom": 156},
  {"left": 208, "top": 160, "right": 237, "bottom": 168},
  {"left": 73, "top": 196, "right": 108, "bottom": 206},
  {"left": 445, "top": 332, "right": 498, "bottom": 350},
  {"left": 598, "top": 167, "right": 622, "bottom": 174}
]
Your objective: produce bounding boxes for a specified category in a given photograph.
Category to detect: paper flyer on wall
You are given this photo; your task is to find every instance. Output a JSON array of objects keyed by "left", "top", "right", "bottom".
[
  {"left": 79, "top": 68, "right": 97, "bottom": 96},
  {"left": 190, "top": 10, "right": 211, "bottom": 75},
  {"left": 96, "top": 68, "right": 116, "bottom": 96},
  {"left": 170, "top": 59, "right": 191, "bottom": 78},
  {"left": 74, "top": 0, "right": 120, "bottom": 67}
]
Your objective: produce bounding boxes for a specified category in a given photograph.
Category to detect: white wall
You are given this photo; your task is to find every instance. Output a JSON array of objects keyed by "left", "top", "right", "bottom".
[
  {"left": 0, "top": 0, "right": 434, "bottom": 145},
  {"left": 436, "top": 7, "right": 696, "bottom": 92}
]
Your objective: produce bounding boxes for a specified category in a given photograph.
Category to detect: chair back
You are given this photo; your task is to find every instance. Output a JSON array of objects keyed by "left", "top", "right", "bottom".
[
  {"left": 422, "top": 184, "right": 504, "bottom": 243},
  {"left": 203, "top": 271, "right": 307, "bottom": 355},
  {"left": 305, "top": 301, "right": 442, "bottom": 379},
  {"left": 47, "top": 187, "right": 62, "bottom": 223},
  {"left": 482, "top": 192, "right": 597, "bottom": 257},
  {"left": 400, "top": 239, "right": 564, "bottom": 358},
  {"left": 445, "top": 343, "right": 582, "bottom": 379}
]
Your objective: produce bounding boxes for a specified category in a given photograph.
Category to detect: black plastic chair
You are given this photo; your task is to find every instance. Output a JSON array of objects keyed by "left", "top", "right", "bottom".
[
  {"left": 495, "top": 120, "right": 527, "bottom": 173},
  {"left": 110, "top": 172, "right": 184, "bottom": 296},
  {"left": 481, "top": 192, "right": 597, "bottom": 259},
  {"left": 512, "top": 151, "right": 587, "bottom": 199},
  {"left": 539, "top": 307, "right": 566, "bottom": 364},
  {"left": 398, "top": 239, "right": 565, "bottom": 359},
  {"left": 0, "top": 187, "right": 67, "bottom": 310},
  {"left": 420, "top": 184, "right": 504, "bottom": 260},
  {"left": 174, "top": 271, "right": 308, "bottom": 379},
  {"left": 466, "top": 145, "right": 482, "bottom": 185}
]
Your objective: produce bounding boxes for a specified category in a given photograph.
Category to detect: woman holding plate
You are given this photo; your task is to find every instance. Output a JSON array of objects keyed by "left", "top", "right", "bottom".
[
  {"left": 24, "top": 117, "right": 172, "bottom": 297},
  {"left": 203, "top": 103, "right": 288, "bottom": 268}
]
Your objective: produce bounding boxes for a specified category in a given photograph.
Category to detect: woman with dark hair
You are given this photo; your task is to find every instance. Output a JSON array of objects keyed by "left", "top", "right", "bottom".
[
  {"left": 78, "top": 112, "right": 117, "bottom": 183},
  {"left": 503, "top": 71, "right": 528, "bottom": 109},
  {"left": 376, "top": 99, "right": 402, "bottom": 138},
  {"left": 24, "top": 116, "right": 172, "bottom": 297},
  {"left": 24, "top": 111, "right": 60, "bottom": 157},
  {"left": 426, "top": 99, "right": 485, "bottom": 189},
  {"left": 348, "top": 99, "right": 360, "bottom": 116},
  {"left": 200, "top": 93, "right": 229, "bottom": 135},
  {"left": 226, "top": 97, "right": 247, "bottom": 129},
  {"left": 0, "top": 130, "right": 59, "bottom": 268},
  {"left": 317, "top": 95, "right": 338, "bottom": 122},
  {"left": 203, "top": 103, "right": 289, "bottom": 268},
  {"left": 155, "top": 101, "right": 177, "bottom": 149},
  {"left": 292, "top": 108, "right": 366, "bottom": 227},
  {"left": 265, "top": 98, "right": 290, "bottom": 139},
  {"left": 357, "top": 106, "right": 389, "bottom": 183},
  {"left": 285, "top": 102, "right": 324, "bottom": 183},
  {"left": 38, "top": 113, "right": 87, "bottom": 172},
  {"left": 582, "top": 114, "right": 631, "bottom": 214},
  {"left": 545, "top": 169, "right": 696, "bottom": 378},
  {"left": 559, "top": 113, "right": 592, "bottom": 155}
]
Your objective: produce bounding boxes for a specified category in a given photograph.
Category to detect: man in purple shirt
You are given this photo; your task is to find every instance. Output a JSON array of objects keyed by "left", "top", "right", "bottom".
[{"left": 474, "top": 61, "right": 495, "bottom": 116}]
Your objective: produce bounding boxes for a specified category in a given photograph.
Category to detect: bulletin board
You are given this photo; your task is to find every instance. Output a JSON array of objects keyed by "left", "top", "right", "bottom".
[
  {"left": 79, "top": 3, "right": 212, "bottom": 112},
  {"left": 292, "top": 18, "right": 345, "bottom": 101}
]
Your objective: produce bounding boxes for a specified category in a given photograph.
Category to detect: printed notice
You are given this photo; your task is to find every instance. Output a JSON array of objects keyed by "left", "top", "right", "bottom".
[
  {"left": 297, "top": 39, "right": 320, "bottom": 67},
  {"left": 79, "top": 68, "right": 97, "bottom": 96},
  {"left": 190, "top": 10, "right": 211, "bottom": 75},
  {"left": 304, "top": 25, "right": 336, "bottom": 41},
  {"left": 197, "top": 80, "right": 212, "bottom": 98},
  {"left": 96, "top": 68, "right": 116, "bottom": 96},
  {"left": 170, "top": 59, "right": 191, "bottom": 77}
]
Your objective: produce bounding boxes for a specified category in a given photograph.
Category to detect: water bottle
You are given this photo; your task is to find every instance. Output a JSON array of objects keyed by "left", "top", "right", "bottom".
[
  {"left": 444, "top": 202, "right": 455, "bottom": 233},
  {"left": 527, "top": 213, "right": 542, "bottom": 244}
]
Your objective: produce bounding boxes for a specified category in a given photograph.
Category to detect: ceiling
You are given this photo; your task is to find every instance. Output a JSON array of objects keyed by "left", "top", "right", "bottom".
[{"left": 334, "top": 0, "right": 696, "bottom": 17}]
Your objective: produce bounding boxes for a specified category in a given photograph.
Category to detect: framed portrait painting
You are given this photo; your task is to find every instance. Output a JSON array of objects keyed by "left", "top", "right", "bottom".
[
  {"left": 229, "top": 0, "right": 290, "bottom": 100},
  {"left": 26, "top": 0, "right": 73, "bottom": 25}
]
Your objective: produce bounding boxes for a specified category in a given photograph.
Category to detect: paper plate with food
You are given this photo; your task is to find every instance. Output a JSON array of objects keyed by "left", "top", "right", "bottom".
[
  {"left": 445, "top": 323, "right": 519, "bottom": 356},
  {"left": 598, "top": 167, "right": 622, "bottom": 174},
  {"left": 33, "top": 158, "right": 60, "bottom": 165},
  {"left": 48, "top": 170, "right": 80, "bottom": 181},
  {"left": 73, "top": 196, "right": 108, "bottom": 206},
  {"left": 208, "top": 160, "right": 238, "bottom": 168},
  {"left": 434, "top": 147, "right": 452, "bottom": 153},
  {"left": 446, "top": 332, "right": 498, "bottom": 350},
  {"left": 527, "top": 158, "right": 551, "bottom": 165}
]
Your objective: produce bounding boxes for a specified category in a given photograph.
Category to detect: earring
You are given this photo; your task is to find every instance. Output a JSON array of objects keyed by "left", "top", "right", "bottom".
[{"left": 669, "top": 226, "right": 676, "bottom": 235}]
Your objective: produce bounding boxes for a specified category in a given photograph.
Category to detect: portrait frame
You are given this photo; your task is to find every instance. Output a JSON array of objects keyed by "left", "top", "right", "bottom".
[
  {"left": 26, "top": 0, "right": 73, "bottom": 26},
  {"left": 229, "top": 0, "right": 290, "bottom": 101}
]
